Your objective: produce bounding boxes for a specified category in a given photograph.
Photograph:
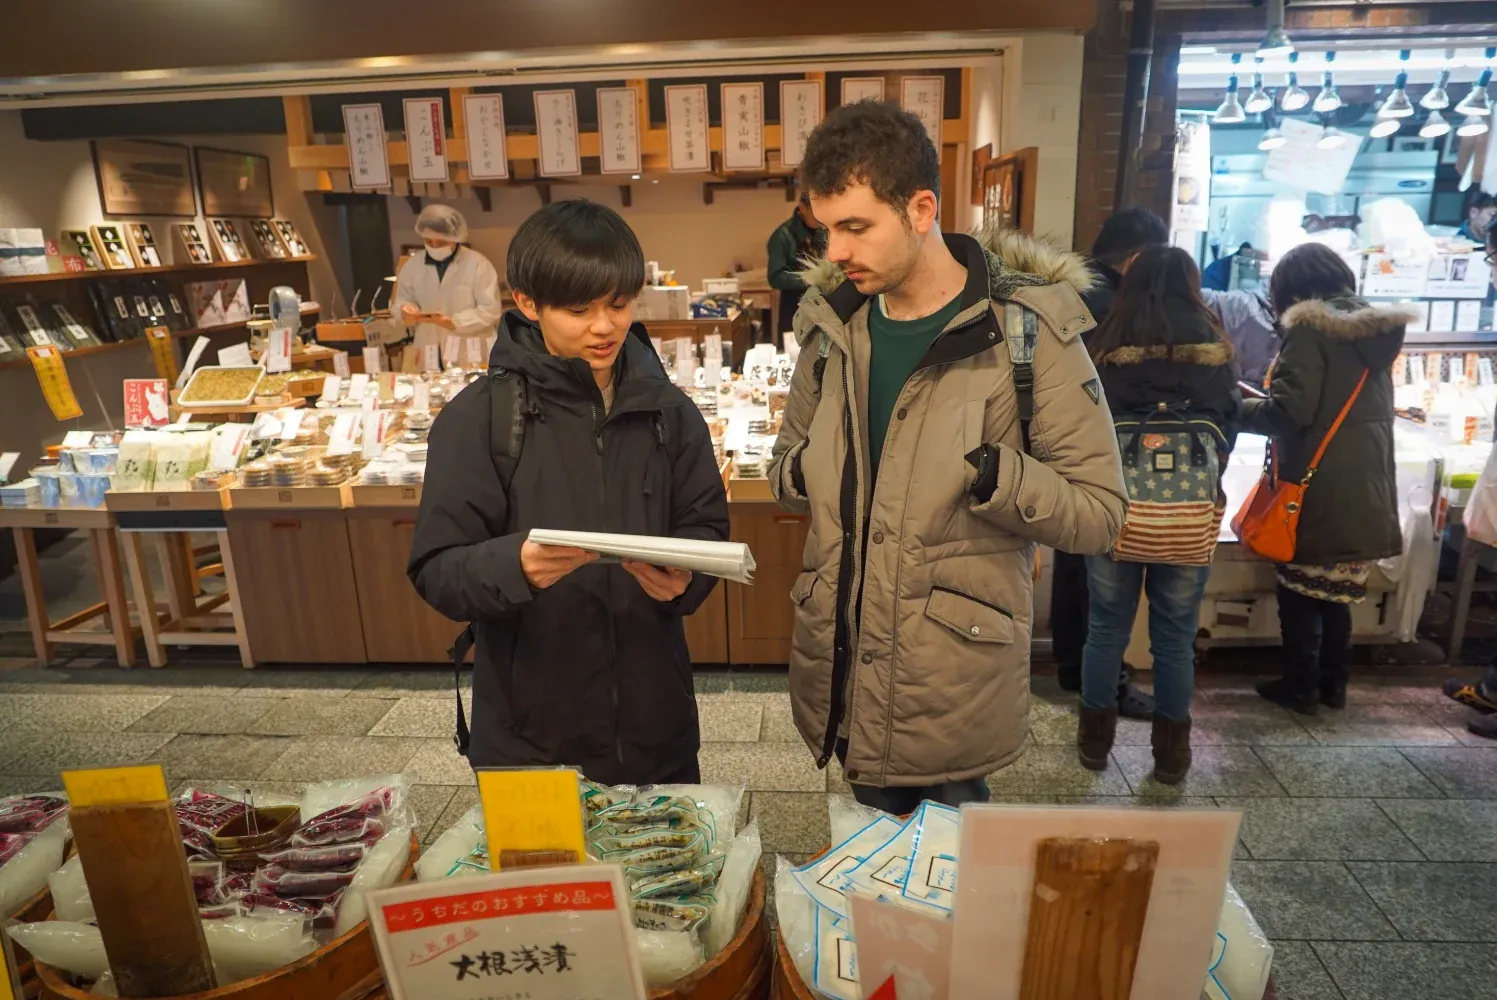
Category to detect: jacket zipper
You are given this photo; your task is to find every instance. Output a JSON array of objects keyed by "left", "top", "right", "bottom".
[{"left": 589, "top": 391, "right": 625, "bottom": 769}]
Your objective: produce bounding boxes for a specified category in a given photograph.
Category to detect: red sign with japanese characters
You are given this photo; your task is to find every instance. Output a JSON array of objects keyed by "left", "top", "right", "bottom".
[{"left": 123, "top": 378, "right": 170, "bottom": 428}]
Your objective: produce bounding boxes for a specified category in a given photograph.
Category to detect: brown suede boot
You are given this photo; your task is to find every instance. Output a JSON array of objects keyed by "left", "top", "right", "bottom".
[
  {"left": 1151, "top": 714, "right": 1193, "bottom": 785},
  {"left": 1077, "top": 706, "right": 1118, "bottom": 771}
]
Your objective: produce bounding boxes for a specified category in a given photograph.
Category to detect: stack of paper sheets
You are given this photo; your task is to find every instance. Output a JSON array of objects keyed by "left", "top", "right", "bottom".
[{"left": 528, "top": 529, "right": 756, "bottom": 584}]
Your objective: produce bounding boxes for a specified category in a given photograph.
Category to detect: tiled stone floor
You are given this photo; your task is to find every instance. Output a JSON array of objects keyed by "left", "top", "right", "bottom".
[{"left": 0, "top": 649, "right": 1492, "bottom": 999}]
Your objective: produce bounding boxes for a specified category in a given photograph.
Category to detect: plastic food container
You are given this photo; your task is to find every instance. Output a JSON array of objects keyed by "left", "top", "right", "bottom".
[
  {"left": 56, "top": 472, "right": 81, "bottom": 506},
  {"left": 55, "top": 451, "right": 76, "bottom": 474},
  {"left": 30, "top": 468, "right": 60, "bottom": 507},
  {"left": 78, "top": 474, "right": 110, "bottom": 509},
  {"left": 178, "top": 365, "right": 266, "bottom": 407},
  {"left": 77, "top": 449, "right": 118, "bottom": 475}
]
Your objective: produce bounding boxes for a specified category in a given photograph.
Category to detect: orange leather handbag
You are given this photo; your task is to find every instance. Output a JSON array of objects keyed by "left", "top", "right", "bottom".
[{"left": 1232, "top": 368, "right": 1369, "bottom": 563}]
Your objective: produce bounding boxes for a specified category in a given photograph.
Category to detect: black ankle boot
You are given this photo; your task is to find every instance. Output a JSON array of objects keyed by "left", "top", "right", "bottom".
[
  {"left": 1151, "top": 714, "right": 1192, "bottom": 785},
  {"left": 1257, "top": 678, "right": 1320, "bottom": 717},
  {"left": 1077, "top": 706, "right": 1117, "bottom": 771}
]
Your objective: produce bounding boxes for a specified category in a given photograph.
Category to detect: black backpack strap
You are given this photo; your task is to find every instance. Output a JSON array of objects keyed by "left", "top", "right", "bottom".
[
  {"left": 489, "top": 365, "right": 527, "bottom": 490},
  {"left": 449, "top": 624, "right": 475, "bottom": 756},
  {"left": 1002, "top": 303, "right": 1039, "bottom": 454}
]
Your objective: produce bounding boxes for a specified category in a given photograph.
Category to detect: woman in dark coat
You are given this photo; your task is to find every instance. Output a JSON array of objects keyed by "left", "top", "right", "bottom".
[{"left": 1241, "top": 242, "right": 1413, "bottom": 716}]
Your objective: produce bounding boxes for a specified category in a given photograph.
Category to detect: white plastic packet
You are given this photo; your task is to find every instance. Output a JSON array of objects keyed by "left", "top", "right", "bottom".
[
  {"left": 89, "top": 970, "right": 118, "bottom": 996},
  {"left": 792, "top": 815, "right": 902, "bottom": 920},
  {"left": 902, "top": 802, "right": 960, "bottom": 911},
  {"left": 774, "top": 856, "right": 817, "bottom": 987},
  {"left": 203, "top": 913, "right": 318, "bottom": 985},
  {"left": 333, "top": 824, "right": 414, "bottom": 937},
  {"left": 416, "top": 804, "right": 484, "bottom": 881},
  {"left": 839, "top": 814, "right": 916, "bottom": 903},
  {"left": 813, "top": 906, "right": 859, "bottom": 1000},
  {"left": 645, "top": 783, "right": 746, "bottom": 853},
  {"left": 703, "top": 818, "right": 762, "bottom": 958},
  {"left": 47, "top": 853, "right": 95, "bottom": 923},
  {"left": 0, "top": 818, "right": 69, "bottom": 916},
  {"left": 6, "top": 921, "right": 109, "bottom": 980},
  {"left": 828, "top": 795, "right": 889, "bottom": 847},
  {"left": 634, "top": 927, "right": 706, "bottom": 988},
  {"left": 1202, "top": 883, "right": 1274, "bottom": 1000}
]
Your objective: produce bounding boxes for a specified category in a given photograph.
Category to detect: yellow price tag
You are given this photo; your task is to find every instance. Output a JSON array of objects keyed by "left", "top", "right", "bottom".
[
  {"left": 146, "top": 326, "right": 179, "bottom": 383},
  {"left": 62, "top": 764, "right": 169, "bottom": 808},
  {"left": 476, "top": 768, "right": 585, "bottom": 870},
  {"left": 26, "top": 346, "right": 83, "bottom": 421}
]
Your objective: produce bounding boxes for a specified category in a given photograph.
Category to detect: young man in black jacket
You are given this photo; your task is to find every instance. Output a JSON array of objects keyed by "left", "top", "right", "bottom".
[{"left": 407, "top": 200, "right": 730, "bottom": 786}]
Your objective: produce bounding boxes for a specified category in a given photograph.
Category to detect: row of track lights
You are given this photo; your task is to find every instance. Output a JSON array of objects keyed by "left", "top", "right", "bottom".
[{"left": 1215, "top": 48, "right": 1494, "bottom": 142}]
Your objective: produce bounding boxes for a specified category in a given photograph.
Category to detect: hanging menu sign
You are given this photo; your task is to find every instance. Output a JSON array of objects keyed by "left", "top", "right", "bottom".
[
  {"left": 1262, "top": 117, "right": 1360, "bottom": 195},
  {"left": 27, "top": 346, "right": 83, "bottom": 421},
  {"left": 534, "top": 90, "right": 582, "bottom": 178},
  {"left": 665, "top": 84, "right": 710, "bottom": 173},
  {"left": 780, "top": 80, "right": 823, "bottom": 169},
  {"left": 145, "top": 326, "right": 179, "bottom": 383},
  {"left": 842, "top": 78, "right": 885, "bottom": 104},
  {"left": 404, "top": 97, "right": 450, "bottom": 183},
  {"left": 464, "top": 94, "right": 510, "bottom": 181},
  {"left": 900, "top": 76, "right": 945, "bottom": 160},
  {"left": 597, "top": 87, "right": 642, "bottom": 176},
  {"left": 1171, "top": 118, "right": 1211, "bottom": 233},
  {"left": 343, "top": 103, "right": 392, "bottom": 189},
  {"left": 721, "top": 83, "right": 765, "bottom": 172}
]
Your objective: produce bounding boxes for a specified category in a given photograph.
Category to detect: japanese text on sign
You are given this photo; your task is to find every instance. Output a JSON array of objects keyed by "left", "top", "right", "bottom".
[
  {"left": 404, "top": 97, "right": 450, "bottom": 182},
  {"left": 597, "top": 87, "right": 642, "bottom": 176},
  {"left": 721, "top": 83, "right": 764, "bottom": 171},
  {"left": 476, "top": 768, "right": 586, "bottom": 864},
  {"left": 533, "top": 91, "right": 581, "bottom": 178},
  {"left": 779, "top": 80, "right": 823, "bottom": 168},
  {"left": 464, "top": 94, "right": 510, "bottom": 180},
  {"left": 900, "top": 77, "right": 944, "bottom": 162},
  {"left": 27, "top": 346, "right": 82, "bottom": 421},
  {"left": 343, "top": 103, "right": 392, "bottom": 189},
  {"left": 842, "top": 77, "right": 885, "bottom": 104},
  {"left": 665, "top": 84, "right": 710, "bottom": 173},
  {"left": 385, "top": 882, "right": 616, "bottom": 933}
]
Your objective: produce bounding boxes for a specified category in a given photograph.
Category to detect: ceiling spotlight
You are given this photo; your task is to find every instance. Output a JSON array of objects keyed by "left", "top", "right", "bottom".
[
  {"left": 1455, "top": 66, "right": 1493, "bottom": 117},
  {"left": 1369, "top": 116, "right": 1402, "bottom": 139},
  {"left": 1458, "top": 115, "right": 1490, "bottom": 137},
  {"left": 1280, "top": 54, "right": 1309, "bottom": 112},
  {"left": 1215, "top": 56, "right": 1246, "bottom": 124},
  {"left": 1420, "top": 110, "right": 1451, "bottom": 139},
  {"left": 1312, "top": 53, "right": 1341, "bottom": 114},
  {"left": 1378, "top": 52, "right": 1415, "bottom": 119},
  {"left": 1244, "top": 72, "right": 1273, "bottom": 114},
  {"left": 1422, "top": 62, "right": 1453, "bottom": 110},
  {"left": 1317, "top": 126, "right": 1347, "bottom": 149},
  {"left": 1259, "top": 127, "right": 1287, "bottom": 150},
  {"left": 1256, "top": 0, "right": 1294, "bottom": 58}
]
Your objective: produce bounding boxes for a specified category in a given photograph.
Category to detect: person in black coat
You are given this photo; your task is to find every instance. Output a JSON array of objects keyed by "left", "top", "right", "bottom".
[
  {"left": 407, "top": 200, "right": 730, "bottom": 785},
  {"left": 1076, "top": 246, "right": 1241, "bottom": 785},
  {"left": 1241, "top": 242, "right": 1411, "bottom": 717}
]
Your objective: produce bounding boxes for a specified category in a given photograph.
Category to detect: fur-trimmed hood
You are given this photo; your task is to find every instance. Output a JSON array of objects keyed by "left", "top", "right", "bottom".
[
  {"left": 1097, "top": 342, "right": 1234, "bottom": 367},
  {"left": 1281, "top": 297, "right": 1419, "bottom": 341},
  {"left": 797, "top": 223, "right": 1095, "bottom": 302}
]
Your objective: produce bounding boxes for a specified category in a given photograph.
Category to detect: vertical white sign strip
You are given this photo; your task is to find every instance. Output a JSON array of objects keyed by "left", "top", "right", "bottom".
[
  {"left": 900, "top": 76, "right": 945, "bottom": 160},
  {"left": 464, "top": 94, "right": 510, "bottom": 181},
  {"left": 841, "top": 77, "right": 886, "bottom": 104},
  {"left": 597, "top": 87, "right": 643, "bottom": 176},
  {"left": 343, "top": 103, "right": 392, "bottom": 189},
  {"left": 779, "top": 80, "right": 824, "bottom": 169},
  {"left": 721, "top": 83, "right": 765, "bottom": 171},
  {"left": 533, "top": 90, "right": 582, "bottom": 178},
  {"left": 665, "top": 84, "right": 711, "bottom": 173},
  {"left": 403, "top": 97, "right": 449, "bottom": 182}
]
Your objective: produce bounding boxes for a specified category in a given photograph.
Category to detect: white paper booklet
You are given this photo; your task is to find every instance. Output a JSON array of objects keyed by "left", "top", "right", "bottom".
[{"left": 527, "top": 529, "right": 756, "bottom": 584}]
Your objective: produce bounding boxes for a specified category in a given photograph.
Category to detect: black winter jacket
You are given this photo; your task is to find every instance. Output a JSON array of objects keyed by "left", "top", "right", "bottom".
[
  {"left": 1093, "top": 299, "right": 1242, "bottom": 433},
  {"left": 407, "top": 311, "right": 730, "bottom": 785},
  {"left": 1240, "top": 296, "right": 1411, "bottom": 565}
]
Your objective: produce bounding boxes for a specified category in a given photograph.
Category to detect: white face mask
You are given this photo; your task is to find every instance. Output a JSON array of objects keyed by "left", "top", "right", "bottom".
[{"left": 425, "top": 245, "right": 454, "bottom": 261}]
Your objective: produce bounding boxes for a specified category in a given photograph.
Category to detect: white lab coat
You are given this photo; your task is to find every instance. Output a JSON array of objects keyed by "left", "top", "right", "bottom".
[{"left": 391, "top": 246, "right": 502, "bottom": 363}]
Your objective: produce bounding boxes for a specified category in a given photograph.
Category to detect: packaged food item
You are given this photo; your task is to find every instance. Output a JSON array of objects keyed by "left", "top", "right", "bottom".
[
  {"left": 633, "top": 897, "right": 712, "bottom": 933},
  {"left": 251, "top": 864, "right": 358, "bottom": 899},
  {"left": 291, "top": 813, "right": 386, "bottom": 849},
  {"left": 202, "top": 913, "right": 318, "bottom": 984},
  {"left": 0, "top": 832, "right": 30, "bottom": 866},
  {"left": 0, "top": 818, "right": 69, "bottom": 916},
  {"left": 5, "top": 921, "right": 109, "bottom": 980},
  {"left": 813, "top": 907, "right": 858, "bottom": 1000},
  {"left": 703, "top": 819, "right": 762, "bottom": 958},
  {"left": 791, "top": 815, "right": 902, "bottom": 920},
  {"left": 1204, "top": 883, "right": 1274, "bottom": 1000},
  {"left": 902, "top": 802, "right": 959, "bottom": 911},
  {"left": 259, "top": 841, "right": 369, "bottom": 872},
  {"left": 332, "top": 825, "right": 414, "bottom": 937},
  {"left": 629, "top": 859, "right": 723, "bottom": 900},
  {"left": 47, "top": 854, "right": 95, "bottom": 923},
  {"left": 0, "top": 793, "right": 67, "bottom": 833},
  {"left": 415, "top": 804, "right": 483, "bottom": 881},
  {"left": 112, "top": 432, "right": 157, "bottom": 491},
  {"left": 634, "top": 927, "right": 705, "bottom": 988},
  {"left": 174, "top": 788, "right": 248, "bottom": 856}
]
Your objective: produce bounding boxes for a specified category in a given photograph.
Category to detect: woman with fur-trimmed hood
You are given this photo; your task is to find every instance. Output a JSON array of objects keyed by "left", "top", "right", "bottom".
[
  {"left": 1077, "top": 246, "right": 1242, "bottom": 785},
  {"left": 1241, "top": 242, "right": 1412, "bottom": 717}
]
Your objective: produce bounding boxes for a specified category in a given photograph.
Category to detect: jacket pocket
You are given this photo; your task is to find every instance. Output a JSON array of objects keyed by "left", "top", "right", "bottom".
[
  {"left": 924, "top": 587, "right": 1015, "bottom": 644},
  {"left": 791, "top": 570, "right": 819, "bottom": 607}
]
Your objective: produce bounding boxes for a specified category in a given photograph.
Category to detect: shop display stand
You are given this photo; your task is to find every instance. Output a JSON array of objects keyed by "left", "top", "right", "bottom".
[{"left": 0, "top": 506, "right": 140, "bottom": 667}]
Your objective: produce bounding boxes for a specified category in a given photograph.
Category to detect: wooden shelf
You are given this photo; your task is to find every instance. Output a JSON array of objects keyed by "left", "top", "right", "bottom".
[
  {"left": 0, "top": 312, "right": 322, "bottom": 372},
  {"left": 0, "top": 255, "right": 317, "bottom": 288}
]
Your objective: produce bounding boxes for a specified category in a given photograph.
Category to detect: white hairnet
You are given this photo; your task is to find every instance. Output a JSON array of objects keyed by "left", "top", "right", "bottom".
[{"left": 415, "top": 204, "right": 468, "bottom": 242}]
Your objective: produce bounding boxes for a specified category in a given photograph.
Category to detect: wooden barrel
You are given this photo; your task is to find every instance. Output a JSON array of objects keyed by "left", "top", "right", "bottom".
[{"left": 36, "top": 831, "right": 420, "bottom": 1000}]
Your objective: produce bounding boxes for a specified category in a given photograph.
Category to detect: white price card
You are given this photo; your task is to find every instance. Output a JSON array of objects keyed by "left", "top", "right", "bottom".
[
  {"left": 721, "top": 83, "right": 765, "bottom": 171},
  {"left": 413, "top": 381, "right": 431, "bottom": 412},
  {"left": 0, "top": 452, "right": 19, "bottom": 483},
  {"left": 333, "top": 350, "right": 351, "bottom": 379},
  {"left": 217, "top": 342, "right": 254, "bottom": 368},
  {"left": 61, "top": 430, "right": 95, "bottom": 448},
  {"left": 464, "top": 337, "right": 486, "bottom": 366},
  {"left": 279, "top": 410, "right": 306, "bottom": 441},
  {"left": 263, "top": 328, "right": 293, "bottom": 374},
  {"left": 597, "top": 87, "right": 642, "bottom": 176},
  {"left": 366, "top": 865, "right": 647, "bottom": 1000},
  {"left": 177, "top": 336, "right": 211, "bottom": 389},
  {"left": 1479, "top": 358, "right": 1494, "bottom": 386},
  {"left": 343, "top": 103, "right": 392, "bottom": 189},
  {"left": 779, "top": 80, "right": 823, "bottom": 169},
  {"left": 443, "top": 335, "right": 462, "bottom": 368},
  {"left": 1410, "top": 355, "right": 1427, "bottom": 384},
  {"left": 848, "top": 894, "right": 952, "bottom": 1000},
  {"left": 675, "top": 339, "right": 695, "bottom": 367},
  {"left": 403, "top": 96, "right": 449, "bottom": 183},
  {"left": 320, "top": 375, "right": 342, "bottom": 404},
  {"left": 842, "top": 77, "right": 885, "bottom": 104},
  {"left": 348, "top": 372, "right": 371, "bottom": 401},
  {"left": 423, "top": 344, "right": 441, "bottom": 373},
  {"left": 900, "top": 76, "right": 946, "bottom": 160},
  {"left": 1430, "top": 300, "right": 1457, "bottom": 334},
  {"left": 208, "top": 424, "right": 250, "bottom": 472},
  {"left": 704, "top": 357, "right": 722, "bottom": 387},
  {"left": 705, "top": 332, "right": 723, "bottom": 365},
  {"left": 362, "top": 411, "right": 391, "bottom": 458},
  {"left": 362, "top": 393, "right": 380, "bottom": 415},
  {"left": 1450, "top": 356, "right": 1466, "bottom": 385},
  {"left": 665, "top": 84, "right": 710, "bottom": 173},
  {"left": 363, "top": 346, "right": 384, "bottom": 374},
  {"left": 533, "top": 90, "right": 582, "bottom": 178},
  {"left": 463, "top": 94, "right": 510, "bottom": 181},
  {"left": 1457, "top": 299, "right": 1483, "bottom": 333},
  {"left": 326, "top": 413, "right": 361, "bottom": 456},
  {"left": 1363, "top": 254, "right": 1428, "bottom": 299}
]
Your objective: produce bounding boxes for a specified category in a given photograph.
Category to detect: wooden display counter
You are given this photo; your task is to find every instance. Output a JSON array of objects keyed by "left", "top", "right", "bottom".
[
  {"left": 723, "top": 498, "right": 808, "bottom": 664},
  {"left": 647, "top": 304, "right": 756, "bottom": 370}
]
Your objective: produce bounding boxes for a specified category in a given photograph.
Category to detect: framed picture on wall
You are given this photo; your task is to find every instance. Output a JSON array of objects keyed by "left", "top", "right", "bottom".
[
  {"left": 195, "top": 146, "right": 275, "bottom": 218},
  {"left": 91, "top": 139, "right": 198, "bottom": 217}
]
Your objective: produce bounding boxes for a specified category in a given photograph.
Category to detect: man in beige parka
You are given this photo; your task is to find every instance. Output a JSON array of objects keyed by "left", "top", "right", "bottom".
[{"left": 769, "top": 100, "right": 1128, "bottom": 812}]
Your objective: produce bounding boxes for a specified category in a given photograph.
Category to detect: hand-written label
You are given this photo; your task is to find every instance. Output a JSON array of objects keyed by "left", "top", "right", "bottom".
[
  {"left": 62, "top": 764, "right": 169, "bottom": 808},
  {"left": 475, "top": 769, "right": 586, "bottom": 868},
  {"left": 333, "top": 350, "right": 351, "bottom": 379},
  {"left": 363, "top": 346, "right": 384, "bottom": 374}
]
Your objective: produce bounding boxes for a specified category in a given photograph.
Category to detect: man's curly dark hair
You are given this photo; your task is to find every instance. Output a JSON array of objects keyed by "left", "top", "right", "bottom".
[{"left": 799, "top": 99, "right": 941, "bottom": 219}]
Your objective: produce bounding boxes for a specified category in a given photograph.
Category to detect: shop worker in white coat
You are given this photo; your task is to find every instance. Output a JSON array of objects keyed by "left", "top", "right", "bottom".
[{"left": 393, "top": 205, "right": 502, "bottom": 363}]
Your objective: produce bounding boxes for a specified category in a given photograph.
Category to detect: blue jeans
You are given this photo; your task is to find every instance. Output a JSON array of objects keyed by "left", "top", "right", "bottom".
[{"left": 1081, "top": 558, "right": 1209, "bottom": 722}]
